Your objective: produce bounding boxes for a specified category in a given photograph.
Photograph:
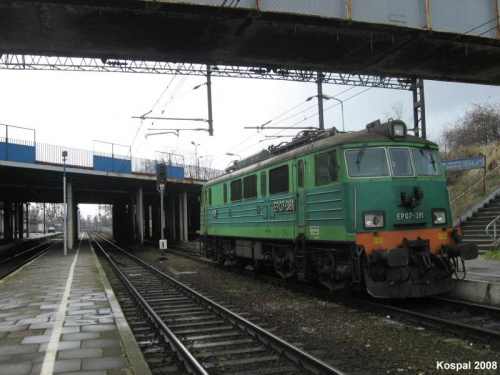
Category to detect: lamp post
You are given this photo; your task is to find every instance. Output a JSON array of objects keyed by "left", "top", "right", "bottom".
[
  {"left": 306, "top": 94, "right": 345, "bottom": 132},
  {"left": 62, "top": 150, "right": 68, "bottom": 256},
  {"left": 191, "top": 141, "right": 200, "bottom": 178}
]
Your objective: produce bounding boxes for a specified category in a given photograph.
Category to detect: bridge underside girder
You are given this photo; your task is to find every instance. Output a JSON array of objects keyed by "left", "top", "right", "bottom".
[{"left": 0, "top": 1, "right": 499, "bottom": 85}]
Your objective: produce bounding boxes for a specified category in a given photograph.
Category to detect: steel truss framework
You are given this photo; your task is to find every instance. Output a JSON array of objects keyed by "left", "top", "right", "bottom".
[
  {"left": 0, "top": 54, "right": 414, "bottom": 90},
  {"left": 0, "top": 54, "right": 426, "bottom": 137}
]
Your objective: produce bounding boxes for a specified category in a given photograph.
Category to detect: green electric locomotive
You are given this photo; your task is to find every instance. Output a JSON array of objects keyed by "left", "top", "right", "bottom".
[{"left": 200, "top": 120, "right": 478, "bottom": 298}]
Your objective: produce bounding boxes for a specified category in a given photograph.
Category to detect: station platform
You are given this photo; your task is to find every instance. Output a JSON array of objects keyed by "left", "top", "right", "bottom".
[
  {"left": 445, "top": 255, "right": 500, "bottom": 307},
  {"left": 0, "top": 234, "right": 151, "bottom": 375}
]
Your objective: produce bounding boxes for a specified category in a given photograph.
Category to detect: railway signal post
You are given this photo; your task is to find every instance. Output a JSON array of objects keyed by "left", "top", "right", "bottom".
[{"left": 157, "top": 162, "right": 167, "bottom": 255}]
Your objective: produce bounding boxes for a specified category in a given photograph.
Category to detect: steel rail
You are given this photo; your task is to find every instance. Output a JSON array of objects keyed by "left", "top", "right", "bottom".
[
  {"left": 358, "top": 299, "right": 500, "bottom": 349},
  {"left": 94, "top": 232, "right": 347, "bottom": 375},
  {"left": 88, "top": 232, "right": 209, "bottom": 375}
]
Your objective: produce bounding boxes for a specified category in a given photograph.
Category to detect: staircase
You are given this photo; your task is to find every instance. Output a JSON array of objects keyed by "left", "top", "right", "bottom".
[{"left": 460, "top": 195, "right": 500, "bottom": 254}]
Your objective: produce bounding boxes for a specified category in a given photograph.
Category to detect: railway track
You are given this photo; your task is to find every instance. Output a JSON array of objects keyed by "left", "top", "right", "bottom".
[
  {"left": 369, "top": 296, "right": 500, "bottom": 350},
  {"left": 154, "top": 242, "right": 500, "bottom": 352},
  {"left": 90, "top": 232, "right": 347, "bottom": 375},
  {"left": 0, "top": 238, "right": 61, "bottom": 279}
]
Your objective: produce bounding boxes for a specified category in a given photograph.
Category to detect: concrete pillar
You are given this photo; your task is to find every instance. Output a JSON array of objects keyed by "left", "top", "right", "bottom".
[
  {"left": 144, "top": 204, "right": 150, "bottom": 239},
  {"left": 136, "top": 187, "right": 144, "bottom": 245},
  {"left": 183, "top": 190, "right": 188, "bottom": 242},
  {"left": 67, "top": 180, "right": 74, "bottom": 250},
  {"left": 4, "top": 201, "right": 12, "bottom": 241},
  {"left": 129, "top": 193, "right": 136, "bottom": 242},
  {"left": 178, "top": 194, "right": 183, "bottom": 242},
  {"left": 26, "top": 203, "right": 30, "bottom": 238},
  {"left": 77, "top": 206, "right": 80, "bottom": 239},
  {"left": 17, "top": 202, "right": 23, "bottom": 240},
  {"left": 0, "top": 205, "right": 3, "bottom": 238},
  {"left": 169, "top": 195, "right": 176, "bottom": 242}
]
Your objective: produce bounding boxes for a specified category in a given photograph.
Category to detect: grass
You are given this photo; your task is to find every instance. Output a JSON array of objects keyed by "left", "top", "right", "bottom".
[{"left": 484, "top": 250, "right": 500, "bottom": 260}]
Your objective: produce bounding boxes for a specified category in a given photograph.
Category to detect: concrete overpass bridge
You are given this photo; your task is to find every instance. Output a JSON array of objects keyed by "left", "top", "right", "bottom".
[
  {"left": 1, "top": 0, "right": 499, "bottom": 85},
  {"left": 0, "top": 131, "right": 223, "bottom": 249}
]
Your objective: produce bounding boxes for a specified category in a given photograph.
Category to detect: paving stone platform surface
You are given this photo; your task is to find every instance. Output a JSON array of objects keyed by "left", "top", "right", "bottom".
[{"left": 0, "top": 236, "right": 150, "bottom": 375}]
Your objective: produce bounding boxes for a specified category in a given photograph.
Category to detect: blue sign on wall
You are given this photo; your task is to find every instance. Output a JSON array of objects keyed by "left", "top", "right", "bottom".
[
  {"left": 443, "top": 156, "right": 485, "bottom": 171},
  {"left": 93, "top": 155, "right": 132, "bottom": 174},
  {"left": 0, "top": 142, "right": 36, "bottom": 163}
]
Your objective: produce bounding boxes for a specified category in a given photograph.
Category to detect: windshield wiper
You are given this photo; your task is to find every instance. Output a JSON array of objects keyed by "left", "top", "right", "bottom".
[
  {"left": 419, "top": 149, "right": 437, "bottom": 171},
  {"left": 356, "top": 143, "right": 368, "bottom": 171},
  {"left": 429, "top": 151, "right": 437, "bottom": 171}
]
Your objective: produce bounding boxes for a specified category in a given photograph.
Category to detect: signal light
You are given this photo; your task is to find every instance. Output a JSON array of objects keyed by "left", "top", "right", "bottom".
[{"left": 157, "top": 162, "right": 167, "bottom": 185}]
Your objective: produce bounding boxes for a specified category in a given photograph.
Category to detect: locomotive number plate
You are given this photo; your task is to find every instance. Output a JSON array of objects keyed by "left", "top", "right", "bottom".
[
  {"left": 273, "top": 199, "right": 295, "bottom": 213},
  {"left": 396, "top": 212, "right": 424, "bottom": 220}
]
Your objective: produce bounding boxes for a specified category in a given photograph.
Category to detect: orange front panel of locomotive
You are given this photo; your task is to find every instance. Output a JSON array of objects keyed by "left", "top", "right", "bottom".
[{"left": 356, "top": 227, "right": 461, "bottom": 256}]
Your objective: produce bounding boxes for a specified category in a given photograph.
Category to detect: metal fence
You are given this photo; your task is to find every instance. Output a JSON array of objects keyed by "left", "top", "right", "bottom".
[{"left": 1, "top": 137, "right": 225, "bottom": 180}]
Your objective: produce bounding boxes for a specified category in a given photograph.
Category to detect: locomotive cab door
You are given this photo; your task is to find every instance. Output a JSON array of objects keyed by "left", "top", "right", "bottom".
[
  {"left": 295, "top": 159, "right": 306, "bottom": 236},
  {"left": 201, "top": 189, "right": 208, "bottom": 234}
]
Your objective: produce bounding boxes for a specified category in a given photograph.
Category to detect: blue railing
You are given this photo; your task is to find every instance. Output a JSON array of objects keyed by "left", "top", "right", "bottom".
[{"left": 0, "top": 137, "right": 224, "bottom": 181}]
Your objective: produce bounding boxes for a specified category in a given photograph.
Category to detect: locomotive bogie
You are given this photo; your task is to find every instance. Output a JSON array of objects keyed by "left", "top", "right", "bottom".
[{"left": 200, "top": 120, "right": 478, "bottom": 298}]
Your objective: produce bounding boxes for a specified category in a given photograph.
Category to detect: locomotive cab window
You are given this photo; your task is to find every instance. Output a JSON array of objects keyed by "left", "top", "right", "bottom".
[
  {"left": 412, "top": 148, "right": 442, "bottom": 176},
  {"left": 316, "top": 151, "right": 338, "bottom": 186},
  {"left": 244, "top": 175, "right": 257, "bottom": 199},
  {"left": 269, "top": 165, "right": 289, "bottom": 195},
  {"left": 223, "top": 183, "right": 227, "bottom": 204},
  {"left": 230, "top": 179, "right": 242, "bottom": 202},
  {"left": 389, "top": 148, "right": 414, "bottom": 177},
  {"left": 345, "top": 148, "right": 389, "bottom": 178}
]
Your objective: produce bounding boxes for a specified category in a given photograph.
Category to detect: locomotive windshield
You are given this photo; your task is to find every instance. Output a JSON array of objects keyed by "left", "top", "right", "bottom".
[
  {"left": 345, "top": 148, "right": 390, "bottom": 177},
  {"left": 389, "top": 148, "right": 414, "bottom": 176},
  {"left": 345, "top": 147, "right": 443, "bottom": 178}
]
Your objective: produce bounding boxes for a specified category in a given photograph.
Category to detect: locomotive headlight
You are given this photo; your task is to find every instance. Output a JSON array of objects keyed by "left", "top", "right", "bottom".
[
  {"left": 364, "top": 211, "right": 385, "bottom": 229},
  {"left": 432, "top": 209, "right": 447, "bottom": 225},
  {"left": 390, "top": 120, "right": 407, "bottom": 141}
]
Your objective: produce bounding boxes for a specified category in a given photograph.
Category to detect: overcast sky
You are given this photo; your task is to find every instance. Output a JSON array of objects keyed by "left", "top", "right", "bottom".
[{"left": 1, "top": 69, "right": 499, "bottom": 173}]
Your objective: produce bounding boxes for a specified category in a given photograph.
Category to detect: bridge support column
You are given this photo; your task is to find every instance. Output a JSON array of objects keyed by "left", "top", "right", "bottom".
[
  {"left": 129, "top": 193, "right": 136, "bottom": 242},
  {"left": 17, "top": 202, "right": 23, "bottom": 240},
  {"left": 26, "top": 203, "right": 30, "bottom": 238},
  {"left": 3, "top": 201, "right": 12, "bottom": 241},
  {"left": 178, "top": 194, "right": 184, "bottom": 242},
  {"left": 67, "top": 180, "right": 74, "bottom": 250},
  {"left": 183, "top": 190, "right": 188, "bottom": 242},
  {"left": 136, "top": 187, "right": 144, "bottom": 245},
  {"left": 169, "top": 195, "right": 176, "bottom": 243},
  {"left": 144, "top": 204, "right": 151, "bottom": 239}
]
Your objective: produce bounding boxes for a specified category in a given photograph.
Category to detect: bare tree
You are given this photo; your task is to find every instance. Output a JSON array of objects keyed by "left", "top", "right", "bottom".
[
  {"left": 384, "top": 100, "right": 408, "bottom": 123},
  {"left": 440, "top": 103, "right": 500, "bottom": 152}
]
